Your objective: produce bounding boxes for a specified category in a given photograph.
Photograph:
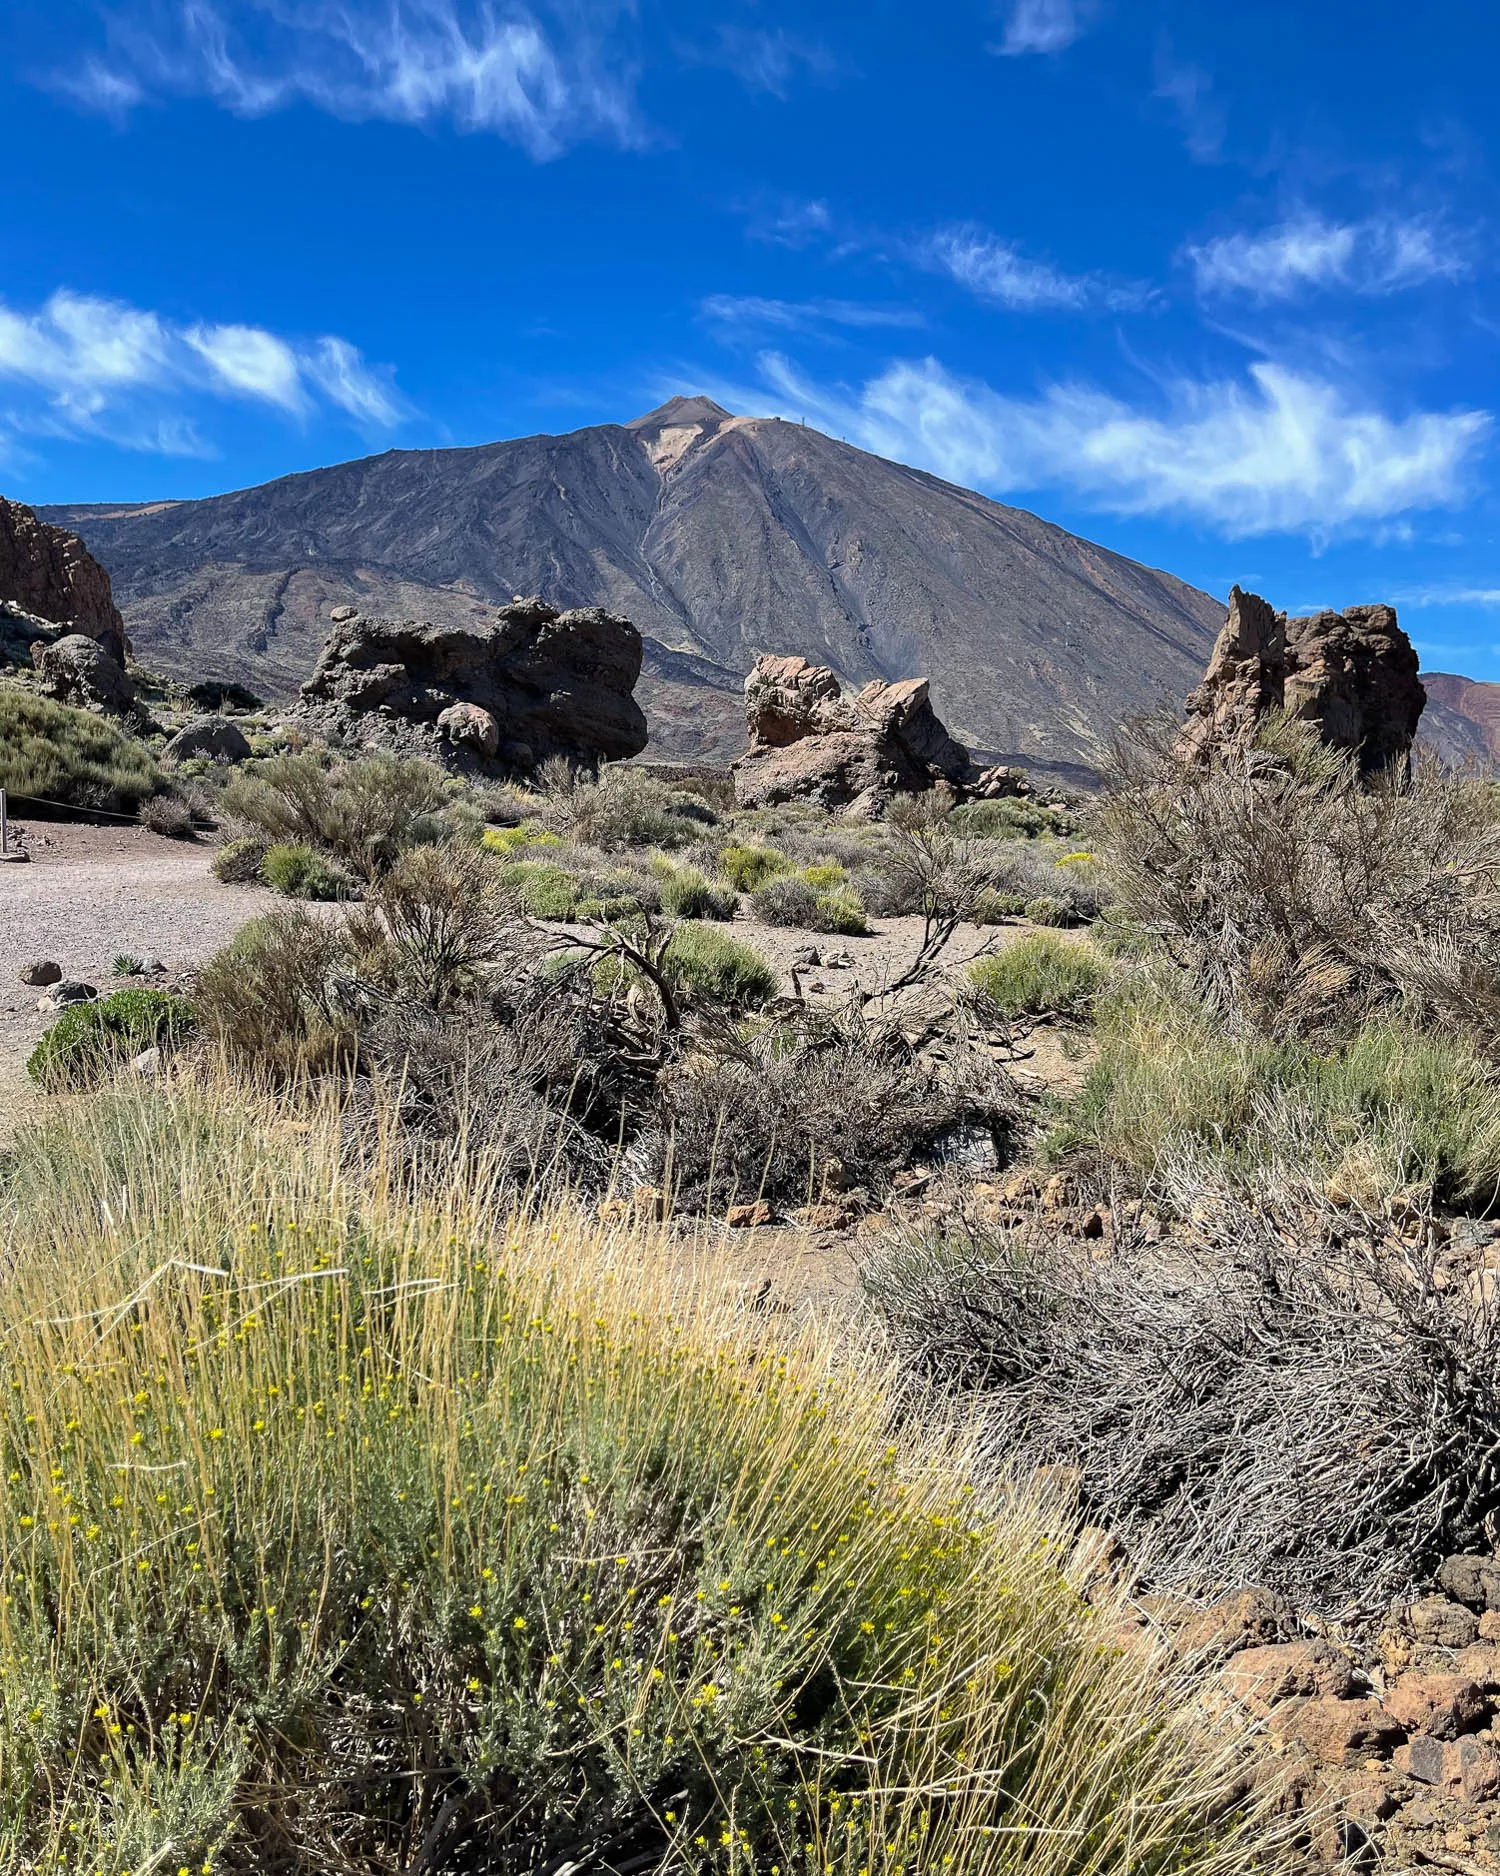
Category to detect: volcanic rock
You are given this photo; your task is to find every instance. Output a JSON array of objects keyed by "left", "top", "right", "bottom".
[
  {"left": 0, "top": 496, "right": 127, "bottom": 661},
  {"left": 33, "top": 633, "right": 136, "bottom": 715},
  {"left": 295, "top": 597, "right": 648, "bottom": 774},
  {"left": 733, "top": 654, "right": 970, "bottom": 811},
  {"left": 162, "top": 716, "right": 253, "bottom": 763},
  {"left": 1178, "top": 586, "right": 1425, "bottom": 776}
]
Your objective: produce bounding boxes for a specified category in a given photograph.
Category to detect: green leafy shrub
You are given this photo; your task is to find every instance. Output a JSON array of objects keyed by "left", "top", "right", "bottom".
[
  {"left": 717, "top": 843, "right": 790, "bottom": 892},
  {"left": 969, "top": 934, "right": 1109, "bottom": 1022},
  {"left": 658, "top": 862, "right": 738, "bottom": 921},
  {"left": 210, "top": 835, "right": 268, "bottom": 884},
  {"left": 261, "top": 842, "right": 354, "bottom": 901},
  {"left": 223, "top": 751, "right": 451, "bottom": 877},
  {"left": 663, "top": 923, "right": 777, "bottom": 1008},
  {"left": 949, "top": 797, "right": 1081, "bottom": 840},
  {"left": 497, "top": 860, "right": 583, "bottom": 920},
  {"left": 0, "top": 690, "right": 159, "bottom": 813},
  {"left": 799, "top": 859, "right": 848, "bottom": 889},
  {"left": 26, "top": 988, "right": 197, "bottom": 1088}
]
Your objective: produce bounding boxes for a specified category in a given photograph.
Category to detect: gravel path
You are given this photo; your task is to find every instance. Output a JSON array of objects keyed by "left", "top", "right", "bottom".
[{"left": 0, "top": 821, "right": 269, "bottom": 1136}]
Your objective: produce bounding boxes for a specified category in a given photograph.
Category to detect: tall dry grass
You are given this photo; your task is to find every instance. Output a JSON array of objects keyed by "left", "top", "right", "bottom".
[{"left": 0, "top": 1075, "right": 1284, "bottom": 1875}]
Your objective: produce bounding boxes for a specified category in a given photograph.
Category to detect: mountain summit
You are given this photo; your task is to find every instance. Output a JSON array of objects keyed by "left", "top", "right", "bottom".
[{"left": 41, "top": 401, "right": 1225, "bottom": 770}]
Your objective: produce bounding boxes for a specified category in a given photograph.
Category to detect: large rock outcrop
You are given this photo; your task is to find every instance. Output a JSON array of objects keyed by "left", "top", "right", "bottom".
[
  {"left": 733, "top": 654, "right": 970, "bottom": 811},
  {"left": 33, "top": 633, "right": 137, "bottom": 715},
  {"left": 1178, "top": 587, "right": 1425, "bottom": 777},
  {"left": 295, "top": 598, "right": 649, "bottom": 773},
  {"left": 0, "top": 497, "right": 127, "bottom": 662}
]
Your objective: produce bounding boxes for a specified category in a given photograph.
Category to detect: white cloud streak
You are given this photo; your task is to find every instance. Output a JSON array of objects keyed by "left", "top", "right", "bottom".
[
  {"left": 920, "top": 223, "right": 1150, "bottom": 313},
  {"left": 0, "top": 288, "right": 409, "bottom": 453},
  {"left": 749, "top": 351, "right": 1488, "bottom": 539},
  {"left": 700, "top": 295, "right": 925, "bottom": 334},
  {"left": 57, "top": 0, "right": 641, "bottom": 161},
  {"left": 993, "top": 0, "right": 1092, "bottom": 56},
  {"left": 1188, "top": 213, "right": 1468, "bottom": 301}
]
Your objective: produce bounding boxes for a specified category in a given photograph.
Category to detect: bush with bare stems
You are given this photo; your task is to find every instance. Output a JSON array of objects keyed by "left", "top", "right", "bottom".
[
  {"left": 864, "top": 1194, "right": 1500, "bottom": 1620},
  {"left": 1092, "top": 713, "right": 1500, "bottom": 1040}
]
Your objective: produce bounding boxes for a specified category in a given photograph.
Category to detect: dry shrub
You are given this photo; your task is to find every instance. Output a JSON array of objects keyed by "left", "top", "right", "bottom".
[
  {"left": 1095, "top": 714, "right": 1500, "bottom": 1039},
  {"left": 222, "top": 750, "right": 451, "bottom": 878},
  {"left": 194, "top": 906, "right": 355, "bottom": 1078},
  {"left": 864, "top": 1196, "right": 1500, "bottom": 1621},
  {"left": 350, "top": 841, "right": 517, "bottom": 1006}
]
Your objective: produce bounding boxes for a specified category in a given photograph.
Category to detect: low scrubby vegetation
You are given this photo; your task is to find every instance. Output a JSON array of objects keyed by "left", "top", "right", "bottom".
[
  {"left": 969, "top": 932, "right": 1109, "bottom": 1022},
  {"left": 0, "top": 690, "right": 160, "bottom": 813},
  {"left": 26, "top": 986, "right": 197, "bottom": 1087},
  {"left": 0, "top": 1080, "right": 1269, "bottom": 1876}
]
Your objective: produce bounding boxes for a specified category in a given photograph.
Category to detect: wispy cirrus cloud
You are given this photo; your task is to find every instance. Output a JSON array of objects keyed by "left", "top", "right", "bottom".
[
  {"left": 991, "top": 0, "right": 1095, "bottom": 56},
  {"left": 740, "top": 351, "right": 1488, "bottom": 539},
  {"left": 1153, "top": 43, "right": 1225, "bottom": 162},
  {"left": 919, "top": 223, "right": 1151, "bottom": 313},
  {"left": 1188, "top": 212, "right": 1469, "bottom": 301},
  {"left": 682, "top": 25, "right": 835, "bottom": 99},
  {"left": 0, "top": 288, "right": 409, "bottom": 455},
  {"left": 699, "top": 295, "right": 924, "bottom": 335},
  {"left": 54, "top": 0, "right": 642, "bottom": 161}
]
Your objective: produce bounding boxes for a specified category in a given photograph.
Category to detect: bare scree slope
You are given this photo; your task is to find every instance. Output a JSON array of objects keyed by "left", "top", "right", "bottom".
[{"left": 43, "top": 397, "right": 1225, "bottom": 775}]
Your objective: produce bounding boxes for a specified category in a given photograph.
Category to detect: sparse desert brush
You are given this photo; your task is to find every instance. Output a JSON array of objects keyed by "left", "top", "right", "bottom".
[
  {"left": 1049, "top": 982, "right": 1500, "bottom": 1211},
  {"left": 1095, "top": 713, "right": 1500, "bottom": 1040},
  {"left": 662, "top": 922, "right": 777, "bottom": 1007},
  {"left": 222, "top": 749, "right": 452, "bottom": 878},
  {"left": 545, "top": 761, "right": 719, "bottom": 851},
  {"left": 969, "top": 933, "right": 1109, "bottom": 1022},
  {"left": 0, "top": 689, "right": 160, "bottom": 813},
  {"left": 260, "top": 840, "right": 355, "bottom": 900},
  {"left": 653, "top": 858, "right": 738, "bottom": 921},
  {"left": 0, "top": 1076, "right": 1277, "bottom": 1876}
]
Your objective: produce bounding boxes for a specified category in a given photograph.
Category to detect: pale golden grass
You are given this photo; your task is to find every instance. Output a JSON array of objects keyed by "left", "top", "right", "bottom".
[{"left": 0, "top": 1072, "right": 1289, "bottom": 1875}]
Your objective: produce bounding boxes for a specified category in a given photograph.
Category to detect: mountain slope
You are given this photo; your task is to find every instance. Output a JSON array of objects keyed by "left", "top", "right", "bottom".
[
  {"left": 1417, "top": 673, "right": 1500, "bottom": 766},
  {"left": 41, "top": 396, "right": 1227, "bottom": 770}
]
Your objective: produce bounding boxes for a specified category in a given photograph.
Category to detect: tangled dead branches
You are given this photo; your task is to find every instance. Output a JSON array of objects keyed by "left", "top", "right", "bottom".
[{"left": 864, "top": 1195, "right": 1500, "bottom": 1621}]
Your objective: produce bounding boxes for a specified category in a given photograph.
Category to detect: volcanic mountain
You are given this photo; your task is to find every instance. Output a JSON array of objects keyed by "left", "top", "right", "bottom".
[{"left": 43, "top": 395, "right": 1228, "bottom": 772}]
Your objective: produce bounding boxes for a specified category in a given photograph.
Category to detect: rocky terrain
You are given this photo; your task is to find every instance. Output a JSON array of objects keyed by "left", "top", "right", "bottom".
[
  {"left": 40, "top": 397, "right": 1227, "bottom": 776},
  {"left": 0, "top": 497, "right": 126, "bottom": 661},
  {"left": 1421, "top": 671, "right": 1500, "bottom": 766}
]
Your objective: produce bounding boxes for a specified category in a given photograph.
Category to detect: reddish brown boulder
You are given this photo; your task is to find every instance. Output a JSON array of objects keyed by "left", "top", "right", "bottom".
[
  {"left": 1384, "top": 1673, "right": 1488, "bottom": 1741},
  {"left": 1269, "top": 1695, "right": 1406, "bottom": 1766},
  {"left": 1222, "top": 1640, "right": 1356, "bottom": 1705},
  {"left": 0, "top": 496, "right": 126, "bottom": 661},
  {"left": 1175, "top": 1585, "right": 1293, "bottom": 1656},
  {"left": 1177, "top": 585, "right": 1424, "bottom": 777},
  {"left": 734, "top": 654, "right": 970, "bottom": 812}
]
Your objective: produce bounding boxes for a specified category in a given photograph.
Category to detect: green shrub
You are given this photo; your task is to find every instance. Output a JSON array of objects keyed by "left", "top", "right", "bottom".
[
  {"left": 261, "top": 841, "right": 354, "bottom": 900},
  {"left": 717, "top": 843, "right": 790, "bottom": 892},
  {"left": 969, "top": 934, "right": 1110, "bottom": 1022},
  {"left": 0, "top": 1082, "right": 1255, "bottom": 1876},
  {"left": 26, "top": 988, "right": 197, "bottom": 1088},
  {"left": 557, "top": 765, "right": 719, "bottom": 850},
  {"left": 0, "top": 690, "right": 159, "bottom": 813},
  {"left": 799, "top": 860, "right": 848, "bottom": 890},
  {"left": 1052, "top": 992, "right": 1500, "bottom": 1208},
  {"left": 663, "top": 923, "right": 778, "bottom": 1008},
  {"left": 481, "top": 824, "right": 562, "bottom": 855},
  {"left": 948, "top": 797, "right": 1081, "bottom": 840},
  {"left": 971, "top": 888, "right": 1028, "bottom": 925},
  {"left": 111, "top": 953, "right": 145, "bottom": 977},
  {"left": 223, "top": 751, "right": 451, "bottom": 877},
  {"left": 497, "top": 860, "right": 583, "bottom": 920},
  {"left": 1024, "top": 893, "right": 1077, "bottom": 927},
  {"left": 659, "top": 862, "right": 738, "bottom": 921},
  {"left": 750, "top": 874, "right": 868, "bottom": 934},
  {"left": 211, "top": 834, "right": 268, "bottom": 883}
]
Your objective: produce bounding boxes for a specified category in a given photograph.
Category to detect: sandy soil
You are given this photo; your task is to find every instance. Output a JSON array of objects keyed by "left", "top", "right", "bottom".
[{"left": 0, "top": 820, "right": 270, "bottom": 1137}]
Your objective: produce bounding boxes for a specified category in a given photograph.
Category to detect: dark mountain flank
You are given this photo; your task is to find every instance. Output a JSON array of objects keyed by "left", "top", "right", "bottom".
[{"left": 42, "top": 396, "right": 1227, "bottom": 769}]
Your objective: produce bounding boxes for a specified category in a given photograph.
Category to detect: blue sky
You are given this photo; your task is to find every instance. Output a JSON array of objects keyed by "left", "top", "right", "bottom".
[{"left": 4, "top": 0, "right": 1500, "bottom": 676}]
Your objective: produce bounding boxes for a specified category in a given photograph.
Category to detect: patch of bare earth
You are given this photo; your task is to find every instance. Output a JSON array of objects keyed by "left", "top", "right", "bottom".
[{"left": 0, "top": 820, "right": 269, "bottom": 1139}]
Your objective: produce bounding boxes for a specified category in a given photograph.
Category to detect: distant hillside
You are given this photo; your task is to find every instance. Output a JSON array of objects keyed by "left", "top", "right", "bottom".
[
  {"left": 1418, "top": 672, "right": 1500, "bottom": 767},
  {"left": 42, "top": 396, "right": 1229, "bottom": 771}
]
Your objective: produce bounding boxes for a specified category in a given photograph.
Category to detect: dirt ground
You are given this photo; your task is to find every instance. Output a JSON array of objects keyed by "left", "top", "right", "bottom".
[{"left": 0, "top": 819, "right": 270, "bottom": 1137}]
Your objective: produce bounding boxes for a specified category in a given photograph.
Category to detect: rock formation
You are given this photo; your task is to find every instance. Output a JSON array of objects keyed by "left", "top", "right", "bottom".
[
  {"left": 162, "top": 716, "right": 253, "bottom": 763},
  {"left": 1178, "top": 586, "right": 1425, "bottom": 776},
  {"left": 733, "top": 654, "right": 971, "bottom": 812},
  {"left": 0, "top": 497, "right": 127, "bottom": 662},
  {"left": 295, "top": 598, "right": 649, "bottom": 773},
  {"left": 33, "top": 633, "right": 137, "bottom": 715}
]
